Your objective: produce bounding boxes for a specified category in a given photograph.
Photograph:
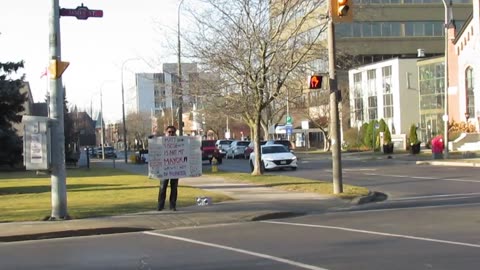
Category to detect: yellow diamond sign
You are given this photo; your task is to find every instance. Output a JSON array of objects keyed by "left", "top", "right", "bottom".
[{"left": 48, "top": 60, "right": 70, "bottom": 79}]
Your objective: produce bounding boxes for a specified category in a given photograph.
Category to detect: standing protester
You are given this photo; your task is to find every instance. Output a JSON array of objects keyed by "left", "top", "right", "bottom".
[{"left": 158, "top": 125, "right": 179, "bottom": 211}]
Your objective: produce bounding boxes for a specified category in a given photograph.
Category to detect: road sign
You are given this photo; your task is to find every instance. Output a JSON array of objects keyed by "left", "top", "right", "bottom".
[
  {"left": 60, "top": 4, "right": 103, "bottom": 20},
  {"left": 286, "top": 115, "right": 292, "bottom": 125},
  {"left": 286, "top": 124, "right": 293, "bottom": 136},
  {"left": 48, "top": 59, "right": 69, "bottom": 79}
]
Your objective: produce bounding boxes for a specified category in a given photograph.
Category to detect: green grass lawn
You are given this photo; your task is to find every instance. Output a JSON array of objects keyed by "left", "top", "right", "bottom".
[
  {"left": 1, "top": 166, "right": 370, "bottom": 223},
  {"left": 0, "top": 168, "right": 231, "bottom": 222},
  {"left": 205, "top": 171, "right": 369, "bottom": 200}
]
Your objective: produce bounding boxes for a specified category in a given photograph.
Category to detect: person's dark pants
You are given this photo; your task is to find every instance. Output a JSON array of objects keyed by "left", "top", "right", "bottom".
[{"left": 158, "top": 179, "right": 178, "bottom": 210}]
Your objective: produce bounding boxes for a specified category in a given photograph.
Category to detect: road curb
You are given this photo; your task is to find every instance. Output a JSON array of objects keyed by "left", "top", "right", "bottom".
[
  {"left": 351, "top": 191, "right": 388, "bottom": 205},
  {"left": 250, "top": 211, "right": 306, "bottom": 221},
  {"left": 416, "top": 160, "right": 480, "bottom": 167},
  {"left": 0, "top": 227, "right": 149, "bottom": 243}
]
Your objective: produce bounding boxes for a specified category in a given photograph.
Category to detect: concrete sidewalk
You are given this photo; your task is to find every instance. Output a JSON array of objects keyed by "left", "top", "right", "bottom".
[{"left": 0, "top": 171, "right": 346, "bottom": 242}]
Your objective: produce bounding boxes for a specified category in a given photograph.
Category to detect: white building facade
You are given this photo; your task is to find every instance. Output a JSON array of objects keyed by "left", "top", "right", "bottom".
[
  {"left": 455, "top": 0, "right": 480, "bottom": 126},
  {"left": 132, "top": 63, "right": 198, "bottom": 116},
  {"left": 348, "top": 58, "right": 420, "bottom": 135}
]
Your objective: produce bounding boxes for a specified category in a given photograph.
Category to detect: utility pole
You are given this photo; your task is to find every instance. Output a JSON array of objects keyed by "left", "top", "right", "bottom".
[
  {"left": 328, "top": 18, "right": 342, "bottom": 194},
  {"left": 441, "top": 0, "right": 452, "bottom": 159},
  {"left": 100, "top": 90, "right": 105, "bottom": 159},
  {"left": 328, "top": 0, "right": 352, "bottom": 194},
  {"left": 177, "top": 0, "right": 185, "bottom": 135},
  {"left": 48, "top": 0, "right": 68, "bottom": 219}
]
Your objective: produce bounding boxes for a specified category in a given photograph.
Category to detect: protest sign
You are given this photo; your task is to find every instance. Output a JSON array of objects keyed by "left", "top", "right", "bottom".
[{"left": 148, "top": 136, "right": 202, "bottom": 179}]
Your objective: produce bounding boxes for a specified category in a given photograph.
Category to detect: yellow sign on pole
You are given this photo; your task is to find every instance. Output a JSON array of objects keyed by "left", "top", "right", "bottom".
[{"left": 48, "top": 59, "right": 70, "bottom": 79}]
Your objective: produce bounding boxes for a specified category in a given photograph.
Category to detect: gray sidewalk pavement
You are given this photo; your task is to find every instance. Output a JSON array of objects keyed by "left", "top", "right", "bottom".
[{"left": 2, "top": 150, "right": 479, "bottom": 242}]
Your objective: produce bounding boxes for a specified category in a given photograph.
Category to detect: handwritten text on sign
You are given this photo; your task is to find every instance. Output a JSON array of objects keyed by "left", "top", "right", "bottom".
[{"left": 148, "top": 136, "right": 202, "bottom": 179}]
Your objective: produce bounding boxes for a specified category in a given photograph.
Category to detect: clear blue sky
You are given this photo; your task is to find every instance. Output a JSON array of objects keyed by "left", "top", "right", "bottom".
[{"left": 0, "top": 0, "right": 186, "bottom": 122}]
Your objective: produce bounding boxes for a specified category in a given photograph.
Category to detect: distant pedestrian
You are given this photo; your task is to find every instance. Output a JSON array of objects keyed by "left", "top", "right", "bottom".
[{"left": 158, "top": 125, "right": 179, "bottom": 211}]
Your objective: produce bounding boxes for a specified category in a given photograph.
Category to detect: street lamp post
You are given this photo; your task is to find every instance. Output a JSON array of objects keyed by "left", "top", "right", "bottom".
[
  {"left": 442, "top": 0, "right": 453, "bottom": 159},
  {"left": 100, "top": 90, "right": 105, "bottom": 159},
  {"left": 177, "top": 0, "right": 185, "bottom": 135},
  {"left": 121, "top": 58, "right": 139, "bottom": 163},
  {"left": 99, "top": 81, "right": 115, "bottom": 160}
]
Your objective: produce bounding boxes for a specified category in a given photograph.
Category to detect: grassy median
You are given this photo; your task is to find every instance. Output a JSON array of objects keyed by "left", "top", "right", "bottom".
[
  {"left": 0, "top": 166, "right": 369, "bottom": 223},
  {"left": 205, "top": 171, "right": 369, "bottom": 200},
  {"left": 0, "top": 167, "right": 231, "bottom": 222}
]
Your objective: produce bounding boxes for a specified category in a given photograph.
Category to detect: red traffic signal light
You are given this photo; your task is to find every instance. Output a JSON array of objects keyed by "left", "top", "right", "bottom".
[
  {"left": 309, "top": 75, "right": 323, "bottom": 89},
  {"left": 337, "top": 0, "right": 349, "bottom": 17},
  {"left": 331, "top": 0, "right": 353, "bottom": 23}
]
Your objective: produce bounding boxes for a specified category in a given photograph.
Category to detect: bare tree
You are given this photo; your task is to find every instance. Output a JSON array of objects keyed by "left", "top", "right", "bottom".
[
  {"left": 126, "top": 111, "right": 151, "bottom": 150},
  {"left": 185, "top": 0, "right": 328, "bottom": 175}
]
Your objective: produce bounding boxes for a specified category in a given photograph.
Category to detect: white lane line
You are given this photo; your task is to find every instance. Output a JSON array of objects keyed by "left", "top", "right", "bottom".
[
  {"left": 263, "top": 221, "right": 480, "bottom": 248},
  {"left": 392, "top": 192, "right": 480, "bottom": 201},
  {"left": 363, "top": 173, "right": 480, "bottom": 183},
  {"left": 143, "top": 231, "right": 329, "bottom": 270}
]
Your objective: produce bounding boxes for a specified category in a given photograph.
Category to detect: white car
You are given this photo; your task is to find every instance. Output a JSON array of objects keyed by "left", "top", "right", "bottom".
[
  {"left": 215, "top": 139, "right": 233, "bottom": 158},
  {"left": 249, "top": 144, "right": 297, "bottom": 171}
]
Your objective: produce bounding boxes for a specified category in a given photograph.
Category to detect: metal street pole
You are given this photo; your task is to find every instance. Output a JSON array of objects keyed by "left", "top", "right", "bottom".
[
  {"left": 100, "top": 90, "right": 105, "bottom": 159},
  {"left": 441, "top": 0, "right": 452, "bottom": 159},
  {"left": 120, "top": 58, "right": 138, "bottom": 163},
  {"left": 328, "top": 2, "right": 343, "bottom": 194},
  {"left": 121, "top": 65, "right": 128, "bottom": 163},
  {"left": 177, "top": 0, "right": 185, "bottom": 135},
  {"left": 100, "top": 81, "right": 115, "bottom": 159},
  {"left": 48, "top": 0, "right": 68, "bottom": 219}
]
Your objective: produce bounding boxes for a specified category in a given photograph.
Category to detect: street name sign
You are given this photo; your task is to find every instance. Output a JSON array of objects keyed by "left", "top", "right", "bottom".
[{"left": 60, "top": 4, "right": 103, "bottom": 20}]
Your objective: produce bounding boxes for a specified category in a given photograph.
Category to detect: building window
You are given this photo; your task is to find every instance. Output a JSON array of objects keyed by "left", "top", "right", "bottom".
[
  {"left": 353, "top": 73, "right": 364, "bottom": 121},
  {"left": 336, "top": 21, "right": 464, "bottom": 38},
  {"left": 419, "top": 61, "right": 445, "bottom": 139},
  {"left": 355, "top": 98, "right": 364, "bottom": 121},
  {"left": 382, "top": 66, "right": 393, "bottom": 118},
  {"left": 367, "top": 69, "right": 377, "bottom": 121},
  {"left": 466, "top": 67, "right": 475, "bottom": 117}
]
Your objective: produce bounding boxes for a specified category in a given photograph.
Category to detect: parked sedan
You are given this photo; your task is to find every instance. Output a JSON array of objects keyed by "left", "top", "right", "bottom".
[
  {"left": 249, "top": 144, "right": 297, "bottom": 171},
  {"left": 226, "top": 140, "right": 250, "bottom": 159}
]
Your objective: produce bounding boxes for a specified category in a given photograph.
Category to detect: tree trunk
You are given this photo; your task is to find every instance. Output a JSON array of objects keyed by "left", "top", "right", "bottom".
[{"left": 251, "top": 113, "right": 263, "bottom": 175}]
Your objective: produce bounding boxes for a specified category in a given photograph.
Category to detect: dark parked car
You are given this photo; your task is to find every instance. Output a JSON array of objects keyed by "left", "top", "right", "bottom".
[
  {"left": 244, "top": 140, "right": 266, "bottom": 159},
  {"left": 201, "top": 140, "right": 223, "bottom": 164},
  {"left": 97, "top": 146, "right": 117, "bottom": 158}
]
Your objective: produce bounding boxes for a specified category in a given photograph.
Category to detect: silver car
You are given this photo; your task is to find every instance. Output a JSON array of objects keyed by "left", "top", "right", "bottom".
[{"left": 226, "top": 140, "right": 250, "bottom": 159}]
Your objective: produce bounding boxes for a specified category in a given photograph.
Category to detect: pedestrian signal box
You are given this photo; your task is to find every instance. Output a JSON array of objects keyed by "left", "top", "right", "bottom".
[{"left": 309, "top": 75, "right": 323, "bottom": 89}]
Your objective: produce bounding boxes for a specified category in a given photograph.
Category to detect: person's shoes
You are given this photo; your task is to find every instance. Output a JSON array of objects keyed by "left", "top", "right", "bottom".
[
  {"left": 157, "top": 207, "right": 164, "bottom": 211},
  {"left": 170, "top": 207, "right": 177, "bottom": 211}
]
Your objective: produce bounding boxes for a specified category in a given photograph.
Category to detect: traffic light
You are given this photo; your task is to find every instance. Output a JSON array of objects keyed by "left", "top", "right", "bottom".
[
  {"left": 331, "top": 0, "right": 353, "bottom": 23},
  {"left": 309, "top": 75, "right": 323, "bottom": 89},
  {"left": 337, "top": 0, "right": 349, "bottom": 16}
]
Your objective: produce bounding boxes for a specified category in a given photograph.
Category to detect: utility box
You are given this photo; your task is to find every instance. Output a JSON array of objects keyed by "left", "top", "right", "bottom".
[{"left": 23, "top": 116, "right": 51, "bottom": 170}]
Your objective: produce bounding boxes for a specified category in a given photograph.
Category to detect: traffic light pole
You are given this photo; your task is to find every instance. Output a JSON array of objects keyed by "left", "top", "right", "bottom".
[
  {"left": 328, "top": 6, "right": 343, "bottom": 194},
  {"left": 48, "top": 0, "right": 68, "bottom": 219}
]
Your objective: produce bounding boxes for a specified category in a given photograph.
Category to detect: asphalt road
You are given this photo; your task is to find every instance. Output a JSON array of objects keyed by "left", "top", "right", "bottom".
[
  {"left": 2, "top": 199, "right": 478, "bottom": 269},
  {"left": 221, "top": 155, "right": 480, "bottom": 201},
  {"left": 2, "top": 155, "right": 479, "bottom": 269}
]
